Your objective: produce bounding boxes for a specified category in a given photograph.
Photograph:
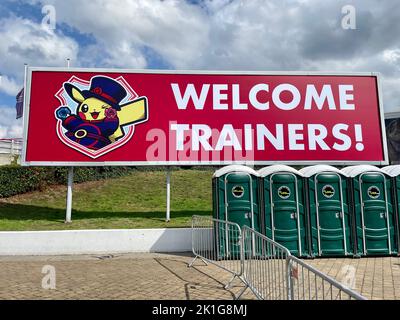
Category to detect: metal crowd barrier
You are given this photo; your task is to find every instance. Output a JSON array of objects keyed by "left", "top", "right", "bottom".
[
  {"left": 236, "top": 226, "right": 292, "bottom": 300},
  {"left": 189, "top": 215, "right": 366, "bottom": 300},
  {"left": 188, "top": 215, "right": 245, "bottom": 289},
  {"left": 287, "top": 256, "right": 366, "bottom": 300}
]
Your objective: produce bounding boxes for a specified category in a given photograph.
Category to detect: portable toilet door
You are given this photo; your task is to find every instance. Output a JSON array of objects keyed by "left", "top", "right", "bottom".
[
  {"left": 382, "top": 165, "right": 400, "bottom": 254},
  {"left": 299, "top": 165, "right": 353, "bottom": 257},
  {"left": 212, "top": 165, "right": 260, "bottom": 258},
  {"left": 258, "top": 165, "right": 309, "bottom": 257},
  {"left": 342, "top": 165, "right": 396, "bottom": 256}
]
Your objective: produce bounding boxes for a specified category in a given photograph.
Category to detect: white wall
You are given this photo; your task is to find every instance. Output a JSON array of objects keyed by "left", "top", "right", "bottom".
[{"left": 0, "top": 228, "right": 193, "bottom": 255}]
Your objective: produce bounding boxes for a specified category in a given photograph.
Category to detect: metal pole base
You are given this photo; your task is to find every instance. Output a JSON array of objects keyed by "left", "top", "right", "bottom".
[
  {"left": 226, "top": 275, "right": 247, "bottom": 291},
  {"left": 188, "top": 255, "right": 208, "bottom": 268},
  {"left": 235, "top": 281, "right": 250, "bottom": 300},
  {"left": 224, "top": 274, "right": 239, "bottom": 289}
]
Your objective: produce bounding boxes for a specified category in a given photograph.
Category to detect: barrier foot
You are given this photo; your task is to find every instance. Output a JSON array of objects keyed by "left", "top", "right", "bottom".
[
  {"left": 235, "top": 284, "right": 249, "bottom": 300},
  {"left": 188, "top": 256, "right": 208, "bottom": 268},
  {"left": 224, "top": 274, "right": 238, "bottom": 289}
]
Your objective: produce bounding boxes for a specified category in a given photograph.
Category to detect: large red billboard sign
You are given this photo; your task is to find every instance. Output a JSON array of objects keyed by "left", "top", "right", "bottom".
[{"left": 22, "top": 68, "right": 388, "bottom": 165}]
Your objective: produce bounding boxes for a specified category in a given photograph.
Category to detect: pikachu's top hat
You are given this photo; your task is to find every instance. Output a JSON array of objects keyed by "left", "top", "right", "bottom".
[{"left": 64, "top": 76, "right": 127, "bottom": 111}]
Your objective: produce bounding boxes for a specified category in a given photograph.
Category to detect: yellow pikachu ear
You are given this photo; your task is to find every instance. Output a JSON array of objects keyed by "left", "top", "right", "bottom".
[
  {"left": 71, "top": 87, "right": 85, "bottom": 103},
  {"left": 64, "top": 83, "right": 85, "bottom": 103}
]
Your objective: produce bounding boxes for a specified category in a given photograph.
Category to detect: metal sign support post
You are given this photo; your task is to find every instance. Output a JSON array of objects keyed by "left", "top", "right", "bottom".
[
  {"left": 65, "top": 167, "right": 73, "bottom": 223},
  {"left": 166, "top": 167, "right": 171, "bottom": 222},
  {"left": 65, "top": 58, "right": 74, "bottom": 223}
]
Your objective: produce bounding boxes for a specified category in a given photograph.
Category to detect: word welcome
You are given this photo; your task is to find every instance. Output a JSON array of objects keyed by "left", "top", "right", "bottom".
[{"left": 171, "top": 83, "right": 355, "bottom": 111}]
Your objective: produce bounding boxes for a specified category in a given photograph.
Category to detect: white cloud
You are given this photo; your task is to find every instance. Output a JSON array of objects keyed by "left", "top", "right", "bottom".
[
  {"left": 0, "top": 16, "right": 79, "bottom": 81},
  {"left": 35, "top": 0, "right": 208, "bottom": 69},
  {"left": 0, "top": 75, "right": 20, "bottom": 96},
  {"left": 0, "top": 106, "right": 23, "bottom": 138},
  {"left": 0, "top": 127, "right": 7, "bottom": 139},
  {"left": 32, "top": 0, "right": 399, "bottom": 73},
  {"left": 0, "top": 15, "right": 79, "bottom": 136},
  {"left": 3, "top": 0, "right": 400, "bottom": 114},
  {"left": 383, "top": 49, "right": 400, "bottom": 64},
  {"left": 381, "top": 77, "right": 400, "bottom": 113}
]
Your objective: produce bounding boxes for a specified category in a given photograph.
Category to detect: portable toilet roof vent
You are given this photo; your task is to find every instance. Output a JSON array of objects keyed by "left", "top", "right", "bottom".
[
  {"left": 341, "top": 165, "right": 384, "bottom": 177},
  {"left": 213, "top": 165, "right": 259, "bottom": 178},
  {"left": 258, "top": 165, "right": 303, "bottom": 177},
  {"left": 299, "top": 165, "right": 347, "bottom": 178}
]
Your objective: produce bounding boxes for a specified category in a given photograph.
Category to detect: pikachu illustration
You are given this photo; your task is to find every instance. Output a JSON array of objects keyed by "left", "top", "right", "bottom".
[{"left": 55, "top": 76, "right": 148, "bottom": 150}]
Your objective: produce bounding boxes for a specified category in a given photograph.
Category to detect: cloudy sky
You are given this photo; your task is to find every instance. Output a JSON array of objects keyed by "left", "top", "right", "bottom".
[{"left": 0, "top": 0, "right": 399, "bottom": 138}]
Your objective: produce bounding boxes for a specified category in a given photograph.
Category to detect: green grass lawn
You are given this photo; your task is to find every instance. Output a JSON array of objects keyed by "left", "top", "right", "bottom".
[{"left": 0, "top": 169, "right": 213, "bottom": 231}]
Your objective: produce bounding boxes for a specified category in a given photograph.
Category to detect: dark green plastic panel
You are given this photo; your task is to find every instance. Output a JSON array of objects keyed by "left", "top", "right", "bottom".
[
  {"left": 315, "top": 174, "right": 351, "bottom": 256},
  {"left": 212, "top": 172, "right": 260, "bottom": 259},
  {"left": 351, "top": 172, "right": 397, "bottom": 256},
  {"left": 262, "top": 173, "right": 309, "bottom": 257}
]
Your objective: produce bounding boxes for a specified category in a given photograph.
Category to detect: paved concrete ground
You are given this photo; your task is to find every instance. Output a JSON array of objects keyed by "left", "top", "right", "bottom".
[
  {"left": 0, "top": 252, "right": 252, "bottom": 300},
  {"left": 0, "top": 253, "right": 399, "bottom": 300},
  {"left": 306, "top": 256, "right": 400, "bottom": 300}
]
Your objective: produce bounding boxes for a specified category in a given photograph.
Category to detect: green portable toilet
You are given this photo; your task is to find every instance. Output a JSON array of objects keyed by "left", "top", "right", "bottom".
[
  {"left": 258, "top": 165, "right": 310, "bottom": 257},
  {"left": 342, "top": 165, "right": 398, "bottom": 256},
  {"left": 299, "top": 165, "right": 353, "bottom": 257},
  {"left": 381, "top": 165, "right": 400, "bottom": 254},
  {"left": 212, "top": 165, "right": 260, "bottom": 258}
]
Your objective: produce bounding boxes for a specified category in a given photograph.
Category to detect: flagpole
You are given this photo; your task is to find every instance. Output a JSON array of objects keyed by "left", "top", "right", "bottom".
[
  {"left": 65, "top": 58, "right": 73, "bottom": 223},
  {"left": 19, "top": 64, "right": 28, "bottom": 164}
]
